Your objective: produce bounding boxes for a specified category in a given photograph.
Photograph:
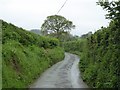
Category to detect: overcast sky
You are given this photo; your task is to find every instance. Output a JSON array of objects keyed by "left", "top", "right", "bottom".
[{"left": 0, "top": 0, "right": 110, "bottom": 36}]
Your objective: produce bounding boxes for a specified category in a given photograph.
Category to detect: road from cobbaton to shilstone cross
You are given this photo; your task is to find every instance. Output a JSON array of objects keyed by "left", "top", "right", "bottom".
[{"left": 30, "top": 53, "right": 88, "bottom": 88}]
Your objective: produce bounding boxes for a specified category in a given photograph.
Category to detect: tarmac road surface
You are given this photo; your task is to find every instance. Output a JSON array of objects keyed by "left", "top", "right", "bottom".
[{"left": 30, "top": 53, "right": 88, "bottom": 88}]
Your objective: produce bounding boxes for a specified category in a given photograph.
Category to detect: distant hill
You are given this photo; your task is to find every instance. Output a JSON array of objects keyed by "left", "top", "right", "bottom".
[{"left": 30, "top": 29, "right": 41, "bottom": 35}]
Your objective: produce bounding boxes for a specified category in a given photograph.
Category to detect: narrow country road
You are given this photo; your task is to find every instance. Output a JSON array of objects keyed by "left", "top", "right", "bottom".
[{"left": 30, "top": 53, "right": 88, "bottom": 88}]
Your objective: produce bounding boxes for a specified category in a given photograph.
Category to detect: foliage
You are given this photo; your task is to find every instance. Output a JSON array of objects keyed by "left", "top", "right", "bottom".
[
  {"left": 41, "top": 15, "right": 75, "bottom": 39},
  {"left": 97, "top": 0, "right": 120, "bottom": 21},
  {"left": 80, "top": 22, "right": 120, "bottom": 88},
  {"left": 81, "top": 32, "right": 92, "bottom": 38},
  {"left": 2, "top": 21, "right": 60, "bottom": 49},
  {"left": 63, "top": 38, "right": 86, "bottom": 55},
  {"left": 2, "top": 20, "right": 64, "bottom": 88}
]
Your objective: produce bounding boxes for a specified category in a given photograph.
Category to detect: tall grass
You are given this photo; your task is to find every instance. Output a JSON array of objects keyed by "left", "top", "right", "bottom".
[{"left": 2, "top": 20, "right": 64, "bottom": 88}]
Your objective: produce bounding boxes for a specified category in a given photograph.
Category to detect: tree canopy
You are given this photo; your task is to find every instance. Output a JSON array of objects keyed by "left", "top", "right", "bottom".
[
  {"left": 41, "top": 15, "right": 75, "bottom": 39},
  {"left": 97, "top": 0, "right": 120, "bottom": 22}
]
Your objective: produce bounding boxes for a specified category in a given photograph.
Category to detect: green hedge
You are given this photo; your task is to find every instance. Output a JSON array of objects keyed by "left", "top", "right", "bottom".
[
  {"left": 79, "top": 21, "right": 120, "bottom": 88},
  {"left": 2, "top": 20, "right": 64, "bottom": 88}
]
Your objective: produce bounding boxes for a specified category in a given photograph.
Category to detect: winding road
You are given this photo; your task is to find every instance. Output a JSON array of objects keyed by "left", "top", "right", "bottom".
[{"left": 30, "top": 53, "right": 88, "bottom": 88}]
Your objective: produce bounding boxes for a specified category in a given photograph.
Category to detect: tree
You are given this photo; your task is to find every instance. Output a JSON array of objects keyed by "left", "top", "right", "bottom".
[
  {"left": 41, "top": 15, "right": 75, "bottom": 39},
  {"left": 97, "top": 0, "right": 120, "bottom": 22}
]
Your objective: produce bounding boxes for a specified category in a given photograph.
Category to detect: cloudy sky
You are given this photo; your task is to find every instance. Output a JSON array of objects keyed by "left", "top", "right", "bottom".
[{"left": 0, "top": 0, "right": 110, "bottom": 36}]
